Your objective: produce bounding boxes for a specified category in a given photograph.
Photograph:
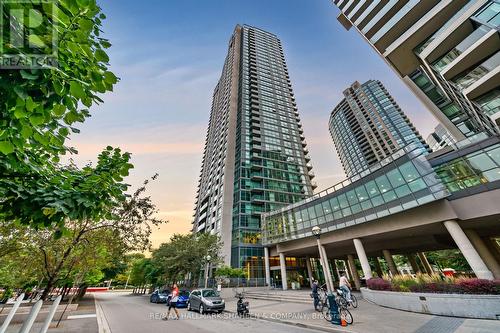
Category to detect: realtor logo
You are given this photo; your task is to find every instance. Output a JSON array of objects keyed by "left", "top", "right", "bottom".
[{"left": 0, "top": 0, "right": 58, "bottom": 69}]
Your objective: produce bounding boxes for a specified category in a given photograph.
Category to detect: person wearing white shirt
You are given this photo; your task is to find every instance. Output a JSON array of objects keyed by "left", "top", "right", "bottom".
[{"left": 338, "top": 273, "right": 352, "bottom": 303}]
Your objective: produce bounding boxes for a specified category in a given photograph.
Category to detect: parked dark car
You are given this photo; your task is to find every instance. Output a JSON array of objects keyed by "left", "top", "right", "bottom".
[
  {"left": 188, "top": 288, "right": 225, "bottom": 314},
  {"left": 150, "top": 289, "right": 170, "bottom": 303},
  {"left": 174, "top": 290, "right": 190, "bottom": 308}
]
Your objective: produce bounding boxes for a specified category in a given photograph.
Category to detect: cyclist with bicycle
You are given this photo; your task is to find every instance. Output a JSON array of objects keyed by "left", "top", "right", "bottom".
[
  {"left": 311, "top": 280, "right": 320, "bottom": 311},
  {"left": 339, "top": 272, "right": 353, "bottom": 304}
]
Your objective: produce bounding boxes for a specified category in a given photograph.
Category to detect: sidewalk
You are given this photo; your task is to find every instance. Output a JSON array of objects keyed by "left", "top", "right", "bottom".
[
  {"left": 4, "top": 294, "right": 98, "bottom": 333},
  {"left": 223, "top": 292, "right": 500, "bottom": 333}
]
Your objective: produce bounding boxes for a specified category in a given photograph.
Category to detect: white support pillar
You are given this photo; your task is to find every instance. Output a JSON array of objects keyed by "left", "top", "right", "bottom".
[
  {"left": 347, "top": 254, "right": 361, "bottom": 290},
  {"left": 306, "top": 256, "right": 314, "bottom": 287},
  {"left": 353, "top": 238, "right": 372, "bottom": 279},
  {"left": 418, "top": 252, "right": 434, "bottom": 275},
  {"left": 264, "top": 247, "right": 271, "bottom": 287},
  {"left": 443, "top": 220, "right": 494, "bottom": 280},
  {"left": 465, "top": 230, "right": 500, "bottom": 279},
  {"left": 279, "top": 253, "right": 288, "bottom": 290},
  {"left": 321, "top": 245, "right": 335, "bottom": 292},
  {"left": 383, "top": 250, "right": 399, "bottom": 276}
]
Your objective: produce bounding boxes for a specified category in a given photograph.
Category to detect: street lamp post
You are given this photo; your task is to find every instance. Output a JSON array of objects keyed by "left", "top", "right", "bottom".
[
  {"left": 312, "top": 226, "right": 341, "bottom": 325},
  {"left": 204, "top": 255, "right": 212, "bottom": 288}
]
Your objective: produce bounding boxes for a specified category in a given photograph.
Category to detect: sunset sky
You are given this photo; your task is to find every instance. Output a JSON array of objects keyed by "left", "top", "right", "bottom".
[{"left": 69, "top": 0, "right": 438, "bottom": 249}]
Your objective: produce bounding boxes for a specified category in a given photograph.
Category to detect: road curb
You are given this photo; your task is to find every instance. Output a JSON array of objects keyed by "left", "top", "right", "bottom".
[
  {"left": 223, "top": 309, "right": 359, "bottom": 333},
  {"left": 94, "top": 294, "right": 112, "bottom": 333}
]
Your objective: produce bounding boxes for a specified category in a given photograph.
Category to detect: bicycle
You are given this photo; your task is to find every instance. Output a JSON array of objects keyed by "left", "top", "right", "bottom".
[
  {"left": 320, "top": 291, "right": 354, "bottom": 325},
  {"left": 321, "top": 300, "right": 353, "bottom": 325},
  {"left": 336, "top": 288, "right": 358, "bottom": 308}
]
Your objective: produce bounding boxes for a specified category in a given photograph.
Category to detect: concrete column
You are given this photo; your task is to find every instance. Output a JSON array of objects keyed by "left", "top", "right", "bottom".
[
  {"left": 279, "top": 253, "right": 288, "bottom": 290},
  {"left": 306, "top": 256, "right": 314, "bottom": 287},
  {"left": 347, "top": 254, "right": 361, "bottom": 290},
  {"left": 374, "top": 257, "right": 383, "bottom": 277},
  {"left": 320, "top": 245, "right": 335, "bottom": 292},
  {"left": 353, "top": 238, "right": 372, "bottom": 279},
  {"left": 264, "top": 247, "right": 271, "bottom": 287},
  {"left": 330, "top": 259, "right": 339, "bottom": 282},
  {"left": 407, "top": 254, "right": 421, "bottom": 274},
  {"left": 465, "top": 230, "right": 500, "bottom": 279},
  {"left": 443, "top": 220, "right": 494, "bottom": 280},
  {"left": 342, "top": 260, "right": 351, "bottom": 280},
  {"left": 484, "top": 237, "right": 500, "bottom": 263},
  {"left": 417, "top": 252, "right": 434, "bottom": 275},
  {"left": 383, "top": 250, "right": 399, "bottom": 276}
]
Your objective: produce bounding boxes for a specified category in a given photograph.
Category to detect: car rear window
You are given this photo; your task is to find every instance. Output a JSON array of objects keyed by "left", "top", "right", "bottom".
[{"left": 202, "top": 290, "right": 219, "bottom": 297}]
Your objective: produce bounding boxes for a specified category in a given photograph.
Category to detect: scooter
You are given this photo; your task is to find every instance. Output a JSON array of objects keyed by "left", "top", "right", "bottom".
[{"left": 235, "top": 291, "right": 249, "bottom": 316}]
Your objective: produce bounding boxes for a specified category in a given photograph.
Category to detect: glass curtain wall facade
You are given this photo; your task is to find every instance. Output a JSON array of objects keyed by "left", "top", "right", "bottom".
[
  {"left": 332, "top": 0, "right": 500, "bottom": 141},
  {"left": 329, "top": 80, "right": 428, "bottom": 177},
  {"left": 193, "top": 25, "right": 314, "bottom": 279}
]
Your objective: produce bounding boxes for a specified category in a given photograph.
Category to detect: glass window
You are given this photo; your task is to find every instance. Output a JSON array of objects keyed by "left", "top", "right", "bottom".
[
  {"left": 321, "top": 200, "right": 332, "bottom": 214},
  {"left": 329, "top": 197, "right": 340, "bottom": 211},
  {"left": 386, "top": 168, "right": 406, "bottom": 188},
  {"left": 408, "top": 179, "right": 426, "bottom": 192},
  {"left": 314, "top": 204, "right": 324, "bottom": 218},
  {"left": 399, "top": 162, "right": 419, "bottom": 183},
  {"left": 486, "top": 146, "right": 500, "bottom": 165},
  {"left": 365, "top": 180, "right": 380, "bottom": 197},
  {"left": 371, "top": 195, "right": 384, "bottom": 207},
  {"left": 375, "top": 175, "right": 391, "bottom": 194},
  {"left": 355, "top": 186, "right": 369, "bottom": 202},
  {"left": 346, "top": 190, "right": 358, "bottom": 205},
  {"left": 338, "top": 194, "right": 349, "bottom": 209},
  {"left": 307, "top": 206, "right": 316, "bottom": 219},
  {"left": 382, "top": 190, "right": 398, "bottom": 202},
  {"left": 395, "top": 184, "right": 411, "bottom": 198},
  {"left": 466, "top": 152, "right": 496, "bottom": 171},
  {"left": 484, "top": 168, "right": 500, "bottom": 182}
]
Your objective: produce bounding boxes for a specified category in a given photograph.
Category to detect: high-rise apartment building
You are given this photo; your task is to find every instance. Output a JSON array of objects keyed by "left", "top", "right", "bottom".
[
  {"left": 331, "top": 0, "right": 500, "bottom": 141},
  {"left": 192, "top": 25, "right": 315, "bottom": 278},
  {"left": 329, "top": 80, "right": 428, "bottom": 177},
  {"left": 426, "top": 123, "right": 457, "bottom": 152}
]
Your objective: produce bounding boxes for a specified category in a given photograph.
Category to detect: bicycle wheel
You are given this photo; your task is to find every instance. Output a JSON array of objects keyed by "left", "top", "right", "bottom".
[
  {"left": 337, "top": 296, "right": 348, "bottom": 309},
  {"left": 321, "top": 303, "right": 332, "bottom": 322},
  {"left": 339, "top": 308, "right": 353, "bottom": 325},
  {"left": 350, "top": 294, "right": 358, "bottom": 308}
]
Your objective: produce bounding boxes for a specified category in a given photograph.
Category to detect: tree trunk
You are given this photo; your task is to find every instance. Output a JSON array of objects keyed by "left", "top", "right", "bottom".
[{"left": 40, "top": 278, "right": 56, "bottom": 301}]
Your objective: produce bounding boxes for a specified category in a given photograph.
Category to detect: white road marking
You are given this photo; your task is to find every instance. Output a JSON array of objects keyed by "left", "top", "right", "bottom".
[{"left": 67, "top": 314, "right": 97, "bottom": 319}]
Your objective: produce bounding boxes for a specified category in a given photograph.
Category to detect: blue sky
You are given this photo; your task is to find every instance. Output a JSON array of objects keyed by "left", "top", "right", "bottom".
[{"left": 71, "top": 0, "right": 438, "bottom": 247}]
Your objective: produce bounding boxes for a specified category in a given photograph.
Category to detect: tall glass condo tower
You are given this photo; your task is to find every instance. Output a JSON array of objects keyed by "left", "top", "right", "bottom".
[{"left": 192, "top": 25, "right": 315, "bottom": 278}]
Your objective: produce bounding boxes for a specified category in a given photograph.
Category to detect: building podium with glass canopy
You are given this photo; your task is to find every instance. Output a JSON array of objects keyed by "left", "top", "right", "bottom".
[{"left": 262, "top": 135, "right": 500, "bottom": 289}]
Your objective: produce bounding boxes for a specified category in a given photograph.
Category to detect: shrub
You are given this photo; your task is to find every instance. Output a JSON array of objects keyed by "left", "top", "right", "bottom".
[
  {"left": 367, "top": 278, "right": 391, "bottom": 291},
  {"left": 456, "top": 279, "right": 499, "bottom": 295},
  {"left": 367, "top": 276, "right": 500, "bottom": 295}
]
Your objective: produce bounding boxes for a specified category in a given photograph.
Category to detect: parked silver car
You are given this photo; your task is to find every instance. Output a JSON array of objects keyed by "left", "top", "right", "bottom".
[{"left": 188, "top": 288, "right": 225, "bottom": 314}]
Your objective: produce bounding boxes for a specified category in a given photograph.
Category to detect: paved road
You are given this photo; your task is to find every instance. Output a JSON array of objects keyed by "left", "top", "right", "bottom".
[{"left": 94, "top": 292, "right": 323, "bottom": 333}]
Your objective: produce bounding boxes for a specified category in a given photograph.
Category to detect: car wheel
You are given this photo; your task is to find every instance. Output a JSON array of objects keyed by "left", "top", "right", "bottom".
[
  {"left": 187, "top": 302, "right": 192, "bottom": 311},
  {"left": 199, "top": 304, "right": 205, "bottom": 315}
]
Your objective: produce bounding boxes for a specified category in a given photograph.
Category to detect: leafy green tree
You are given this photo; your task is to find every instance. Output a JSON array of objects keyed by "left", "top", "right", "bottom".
[
  {"left": 0, "top": 0, "right": 120, "bottom": 229},
  {"left": 426, "top": 250, "right": 471, "bottom": 272},
  {"left": 214, "top": 265, "right": 246, "bottom": 278},
  {"left": 24, "top": 176, "right": 165, "bottom": 300},
  {"left": 152, "top": 233, "right": 223, "bottom": 285}
]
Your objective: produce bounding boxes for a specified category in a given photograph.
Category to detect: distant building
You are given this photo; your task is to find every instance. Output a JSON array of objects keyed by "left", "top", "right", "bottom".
[
  {"left": 192, "top": 25, "right": 315, "bottom": 279},
  {"left": 329, "top": 80, "right": 428, "bottom": 178},
  {"left": 427, "top": 124, "right": 457, "bottom": 152},
  {"left": 331, "top": 0, "right": 500, "bottom": 141}
]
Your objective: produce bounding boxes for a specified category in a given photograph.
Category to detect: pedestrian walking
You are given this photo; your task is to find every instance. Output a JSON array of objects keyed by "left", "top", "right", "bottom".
[
  {"left": 311, "top": 280, "right": 320, "bottom": 311},
  {"left": 339, "top": 273, "right": 353, "bottom": 303},
  {"left": 164, "top": 284, "right": 180, "bottom": 320}
]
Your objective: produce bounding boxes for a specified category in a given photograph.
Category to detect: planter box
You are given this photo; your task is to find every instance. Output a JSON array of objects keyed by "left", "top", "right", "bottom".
[{"left": 361, "top": 288, "right": 500, "bottom": 320}]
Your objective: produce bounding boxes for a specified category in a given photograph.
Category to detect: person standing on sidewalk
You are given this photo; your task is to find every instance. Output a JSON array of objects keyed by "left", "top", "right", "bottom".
[
  {"left": 339, "top": 273, "right": 352, "bottom": 303},
  {"left": 164, "top": 284, "right": 180, "bottom": 320},
  {"left": 311, "top": 280, "right": 320, "bottom": 311}
]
